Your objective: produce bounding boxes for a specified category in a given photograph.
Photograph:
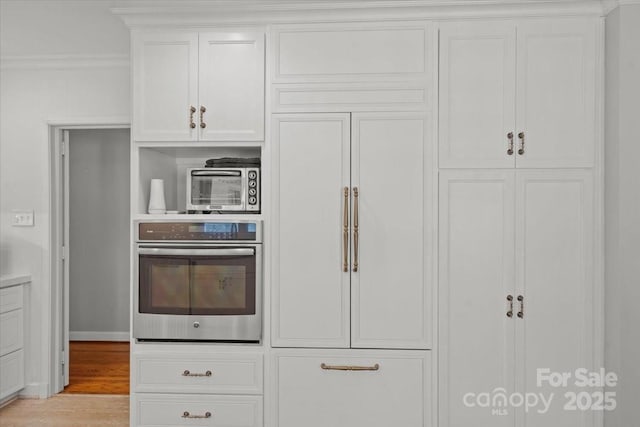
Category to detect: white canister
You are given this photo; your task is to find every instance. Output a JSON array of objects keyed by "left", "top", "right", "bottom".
[{"left": 148, "top": 179, "right": 167, "bottom": 214}]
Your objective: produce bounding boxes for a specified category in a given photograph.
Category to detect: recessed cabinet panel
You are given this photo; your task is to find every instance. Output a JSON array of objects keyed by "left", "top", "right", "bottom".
[
  {"left": 272, "top": 114, "right": 351, "bottom": 348},
  {"left": 439, "top": 23, "right": 516, "bottom": 168},
  {"left": 199, "top": 33, "right": 265, "bottom": 141},
  {"left": 516, "top": 20, "right": 596, "bottom": 168},
  {"left": 274, "top": 23, "right": 428, "bottom": 82},
  {"left": 351, "top": 113, "right": 431, "bottom": 349},
  {"left": 133, "top": 33, "right": 198, "bottom": 141},
  {"left": 439, "top": 170, "right": 516, "bottom": 427},
  {"left": 274, "top": 350, "right": 431, "bottom": 427},
  {"left": 516, "top": 170, "right": 594, "bottom": 427}
]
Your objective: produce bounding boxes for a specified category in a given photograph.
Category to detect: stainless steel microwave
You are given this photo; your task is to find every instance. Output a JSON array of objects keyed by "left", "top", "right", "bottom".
[{"left": 187, "top": 167, "right": 260, "bottom": 213}]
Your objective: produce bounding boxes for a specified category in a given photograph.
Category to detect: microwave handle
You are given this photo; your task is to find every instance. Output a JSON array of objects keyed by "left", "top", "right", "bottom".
[
  {"left": 138, "top": 248, "right": 254, "bottom": 257},
  {"left": 191, "top": 170, "right": 242, "bottom": 177}
]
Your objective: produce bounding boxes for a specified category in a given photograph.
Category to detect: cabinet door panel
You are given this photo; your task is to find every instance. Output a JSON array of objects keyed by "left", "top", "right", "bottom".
[
  {"left": 133, "top": 33, "right": 198, "bottom": 141},
  {"left": 274, "top": 350, "right": 430, "bottom": 427},
  {"left": 439, "top": 170, "right": 516, "bottom": 427},
  {"left": 439, "top": 22, "right": 516, "bottom": 168},
  {"left": 272, "top": 114, "right": 351, "bottom": 348},
  {"left": 199, "top": 33, "right": 265, "bottom": 141},
  {"left": 516, "top": 170, "right": 594, "bottom": 427},
  {"left": 516, "top": 20, "right": 596, "bottom": 168},
  {"left": 351, "top": 112, "right": 432, "bottom": 349}
]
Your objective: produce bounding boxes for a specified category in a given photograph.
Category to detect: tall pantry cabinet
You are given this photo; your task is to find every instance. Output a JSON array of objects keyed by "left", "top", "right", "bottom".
[{"left": 438, "top": 18, "right": 601, "bottom": 427}]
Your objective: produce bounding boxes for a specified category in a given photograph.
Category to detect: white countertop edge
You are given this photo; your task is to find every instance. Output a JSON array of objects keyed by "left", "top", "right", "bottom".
[{"left": 0, "top": 275, "right": 31, "bottom": 289}]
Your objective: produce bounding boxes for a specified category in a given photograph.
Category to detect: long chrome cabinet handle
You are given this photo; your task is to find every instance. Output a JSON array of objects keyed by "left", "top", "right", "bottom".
[
  {"left": 518, "top": 132, "right": 525, "bottom": 155},
  {"left": 200, "top": 105, "right": 207, "bottom": 128},
  {"left": 517, "top": 295, "right": 524, "bottom": 318},
  {"left": 321, "top": 363, "right": 379, "bottom": 371},
  {"left": 182, "top": 369, "right": 212, "bottom": 377},
  {"left": 189, "top": 106, "right": 196, "bottom": 129},
  {"left": 353, "top": 187, "right": 359, "bottom": 273},
  {"left": 507, "top": 132, "right": 514, "bottom": 155},
  {"left": 182, "top": 411, "right": 211, "bottom": 419},
  {"left": 506, "top": 295, "right": 513, "bottom": 318},
  {"left": 343, "top": 187, "right": 349, "bottom": 272}
]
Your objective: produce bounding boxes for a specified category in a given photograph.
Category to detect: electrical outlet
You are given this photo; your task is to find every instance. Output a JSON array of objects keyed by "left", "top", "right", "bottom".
[{"left": 11, "top": 210, "right": 34, "bottom": 227}]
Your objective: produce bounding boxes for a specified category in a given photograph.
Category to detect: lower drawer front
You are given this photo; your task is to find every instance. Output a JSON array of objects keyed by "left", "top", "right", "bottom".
[
  {"left": 274, "top": 350, "right": 431, "bottom": 427},
  {"left": 0, "top": 309, "right": 23, "bottom": 357},
  {"left": 135, "top": 394, "right": 262, "bottom": 427},
  {"left": 0, "top": 349, "right": 24, "bottom": 400}
]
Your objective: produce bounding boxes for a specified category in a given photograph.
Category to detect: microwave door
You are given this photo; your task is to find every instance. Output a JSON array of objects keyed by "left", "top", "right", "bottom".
[{"left": 190, "top": 170, "right": 244, "bottom": 210}]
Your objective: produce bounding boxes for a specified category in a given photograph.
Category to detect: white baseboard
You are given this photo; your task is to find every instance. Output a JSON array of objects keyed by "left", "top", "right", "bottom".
[
  {"left": 69, "top": 331, "right": 130, "bottom": 342},
  {"left": 19, "top": 382, "right": 48, "bottom": 399}
]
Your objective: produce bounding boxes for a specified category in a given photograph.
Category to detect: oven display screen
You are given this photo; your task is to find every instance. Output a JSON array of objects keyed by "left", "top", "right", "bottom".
[{"left": 139, "top": 222, "right": 258, "bottom": 241}]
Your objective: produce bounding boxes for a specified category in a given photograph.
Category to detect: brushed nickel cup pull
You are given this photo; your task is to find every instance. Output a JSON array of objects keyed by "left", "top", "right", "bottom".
[
  {"left": 182, "top": 411, "right": 212, "bottom": 419},
  {"left": 343, "top": 187, "right": 349, "bottom": 272},
  {"left": 507, "top": 295, "right": 514, "bottom": 318},
  {"left": 518, "top": 132, "right": 525, "bottom": 155},
  {"left": 507, "top": 132, "right": 514, "bottom": 156},
  {"left": 182, "top": 370, "right": 212, "bottom": 377},
  {"left": 353, "top": 187, "right": 359, "bottom": 273},
  {"left": 200, "top": 105, "right": 207, "bottom": 128},
  {"left": 517, "top": 295, "right": 524, "bottom": 318},
  {"left": 321, "top": 363, "right": 379, "bottom": 371},
  {"left": 189, "top": 106, "right": 196, "bottom": 129}
]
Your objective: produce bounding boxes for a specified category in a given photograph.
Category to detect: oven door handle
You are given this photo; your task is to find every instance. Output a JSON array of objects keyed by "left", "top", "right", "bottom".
[{"left": 138, "top": 248, "right": 255, "bottom": 257}]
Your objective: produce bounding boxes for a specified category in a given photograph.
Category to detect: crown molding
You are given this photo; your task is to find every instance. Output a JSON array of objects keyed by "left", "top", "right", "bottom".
[
  {"left": 0, "top": 54, "right": 129, "bottom": 70},
  {"left": 602, "top": 0, "right": 640, "bottom": 14},
  {"left": 112, "top": 0, "right": 605, "bottom": 27}
]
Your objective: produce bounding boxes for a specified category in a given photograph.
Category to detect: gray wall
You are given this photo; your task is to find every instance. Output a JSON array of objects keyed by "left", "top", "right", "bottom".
[
  {"left": 69, "top": 129, "right": 130, "bottom": 339},
  {"left": 605, "top": 5, "right": 640, "bottom": 427}
]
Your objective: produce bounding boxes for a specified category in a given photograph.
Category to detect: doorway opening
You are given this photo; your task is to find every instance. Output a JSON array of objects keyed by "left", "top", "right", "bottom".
[{"left": 50, "top": 125, "right": 131, "bottom": 395}]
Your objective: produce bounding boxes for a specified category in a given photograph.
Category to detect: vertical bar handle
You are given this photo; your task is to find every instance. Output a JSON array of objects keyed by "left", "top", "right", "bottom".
[
  {"left": 353, "top": 187, "right": 359, "bottom": 272},
  {"left": 507, "top": 132, "right": 514, "bottom": 155},
  {"left": 507, "top": 295, "right": 513, "bottom": 318},
  {"left": 517, "top": 295, "right": 524, "bottom": 318},
  {"left": 343, "top": 187, "right": 349, "bottom": 272},
  {"left": 200, "top": 106, "right": 207, "bottom": 129},
  {"left": 189, "top": 106, "right": 197, "bottom": 129},
  {"left": 518, "top": 132, "right": 525, "bottom": 155}
]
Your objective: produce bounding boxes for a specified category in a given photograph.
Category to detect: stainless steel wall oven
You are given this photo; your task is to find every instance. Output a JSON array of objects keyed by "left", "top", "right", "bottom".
[{"left": 134, "top": 220, "right": 262, "bottom": 342}]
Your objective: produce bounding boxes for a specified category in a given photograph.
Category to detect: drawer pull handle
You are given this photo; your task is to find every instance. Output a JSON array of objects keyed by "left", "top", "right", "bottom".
[
  {"left": 320, "top": 363, "right": 380, "bottom": 371},
  {"left": 182, "top": 370, "right": 212, "bottom": 377},
  {"left": 182, "top": 411, "right": 211, "bottom": 419}
]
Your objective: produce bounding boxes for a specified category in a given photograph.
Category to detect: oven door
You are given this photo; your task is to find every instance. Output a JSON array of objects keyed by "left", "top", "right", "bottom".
[
  {"left": 134, "top": 245, "right": 261, "bottom": 342},
  {"left": 188, "top": 169, "right": 246, "bottom": 211}
]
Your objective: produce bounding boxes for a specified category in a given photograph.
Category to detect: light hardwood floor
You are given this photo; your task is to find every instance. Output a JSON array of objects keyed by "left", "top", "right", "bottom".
[{"left": 0, "top": 342, "right": 130, "bottom": 426}]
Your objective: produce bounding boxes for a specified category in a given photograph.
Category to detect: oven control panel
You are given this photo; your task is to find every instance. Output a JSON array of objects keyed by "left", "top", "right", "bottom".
[{"left": 138, "top": 221, "right": 261, "bottom": 242}]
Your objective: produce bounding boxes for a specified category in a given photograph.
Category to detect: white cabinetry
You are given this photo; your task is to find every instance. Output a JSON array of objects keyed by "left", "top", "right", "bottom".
[
  {"left": 0, "top": 284, "right": 25, "bottom": 401},
  {"left": 439, "top": 19, "right": 597, "bottom": 168},
  {"left": 272, "top": 112, "right": 432, "bottom": 349},
  {"left": 133, "top": 31, "right": 264, "bottom": 142},
  {"left": 131, "top": 349, "right": 263, "bottom": 426},
  {"left": 439, "top": 169, "right": 595, "bottom": 427},
  {"left": 273, "top": 350, "right": 431, "bottom": 427}
]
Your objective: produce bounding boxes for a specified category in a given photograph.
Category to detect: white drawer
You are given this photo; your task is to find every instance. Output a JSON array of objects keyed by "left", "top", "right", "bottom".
[
  {"left": 0, "top": 349, "right": 24, "bottom": 400},
  {"left": 134, "top": 353, "right": 263, "bottom": 394},
  {"left": 273, "top": 349, "right": 432, "bottom": 427},
  {"left": 0, "top": 285, "right": 23, "bottom": 314},
  {"left": 135, "top": 394, "right": 262, "bottom": 427},
  {"left": 0, "top": 309, "right": 23, "bottom": 357}
]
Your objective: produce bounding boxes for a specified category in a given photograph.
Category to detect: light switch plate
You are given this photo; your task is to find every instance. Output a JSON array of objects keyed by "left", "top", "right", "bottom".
[{"left": 11, "top": 210, "right": 34, "bottom": 227}]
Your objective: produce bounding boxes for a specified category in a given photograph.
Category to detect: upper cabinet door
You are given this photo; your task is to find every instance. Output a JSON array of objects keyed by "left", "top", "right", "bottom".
[
  {"left": 199, "top": 32, "right": 265, "bottom": 141},
  {"left": 515, "top": 20, "right": 596, "bottom": 168},
  {"left": 133, "top": 33, "right": 198, "bottom": 141},
  {"left": 271, "top": 114, "right": 351, "bottom": 348},
  {"left": 350, "top": 112, "right": 432, "bottom": 349},
  {"left": 439, "top": 22, "right": 516, "bottom": 168}
]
